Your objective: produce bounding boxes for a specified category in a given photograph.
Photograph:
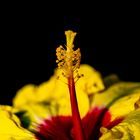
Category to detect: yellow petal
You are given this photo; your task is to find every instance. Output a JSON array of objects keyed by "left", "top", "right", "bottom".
[
  {"left": 15, "top": 101, "right": 59, "bottom": 129},
  {"left": 0, "top": 106, "right": 36, "bottom": 140},
  {"left": 92, "top": 82, "right": 140, "bottom": 121},
  {"left": 100, "top": 109, "right": 140, "bottom": 140},
  {"left": 37, "top": 75, "right": 90, "bottom": 117},
  {"left": 92, "top": 82, "right": 140, "bottom": 107},
  {"left": 13, "top": 84, "right": 38, "bottom": 107},
  {"left": 76, "top": 64, "right": 105, "bottom": 95},
  {"left": 13, "top": 66, "right": 90, "bottom": 128},
  {"left": 56, "top": 86, "right": 90, "bottom": 117},
  {"left": 13, "top": 64, "right": 104, "bottom": 128},
  {"left": 109, "top": 92, "right": 140, "bottom": 120}
]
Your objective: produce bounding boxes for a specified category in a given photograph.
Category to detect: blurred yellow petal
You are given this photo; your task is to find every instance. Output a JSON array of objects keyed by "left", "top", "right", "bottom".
[
  {"left": 92, "top": 82, "right": 140, "bottom": 106},
  {"left": 109, "top": 92, "right": 140, "bottom": 120},
  {"left": 100, "top": 109, "right": 140, "bottom": 140},
  {"left": 92, "top": 82, "right": 140, "bottom": 121},
  {"left": 15, "top": 82, "right": 89, "bottom": 126},
  {"left": 76, "top": 64, "right": 105, "bottom": 95},
  {"left": 13, "top": 84, "right": 38, "bottom": 107},
  {"left": 56, "top": 86, "right": 90, "bottom": 117},
  {"left": 0, "top": 106, "right": 36, "bottom": 140},
  {"left": 14, "top": 64, "right": 101, "bottom": 117},
  {"left": 13, "top": 68, "right": 90, "bottom": 129},
  {"left": 14, "top": 101, "right": 59, "bottom": 130},
  {"left": 13, "top": 64, "right": 103, "bottom": 105},
  {"left": 13, "top": 78, "right": 59, "bottom": 108}
]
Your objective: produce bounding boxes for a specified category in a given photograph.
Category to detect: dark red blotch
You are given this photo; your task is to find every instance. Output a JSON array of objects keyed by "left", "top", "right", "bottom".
[{"left": 35, "top": 107, "right": 124, "bottom": 140}]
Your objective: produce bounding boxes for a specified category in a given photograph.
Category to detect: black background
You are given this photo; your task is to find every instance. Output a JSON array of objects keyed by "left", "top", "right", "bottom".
[{"left": 0, "top": 2, "right": 140, "bottom": 105}]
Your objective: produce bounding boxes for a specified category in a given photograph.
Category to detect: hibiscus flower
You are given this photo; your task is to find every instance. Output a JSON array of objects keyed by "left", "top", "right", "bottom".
[{"left": 0, "top": 30, "right": 140, "bottom": 140}]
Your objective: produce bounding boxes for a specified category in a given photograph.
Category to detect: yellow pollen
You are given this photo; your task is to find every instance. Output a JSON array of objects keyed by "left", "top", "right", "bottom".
[{"left": 56, "top": 30, "right": 81, "bottom": 78}]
